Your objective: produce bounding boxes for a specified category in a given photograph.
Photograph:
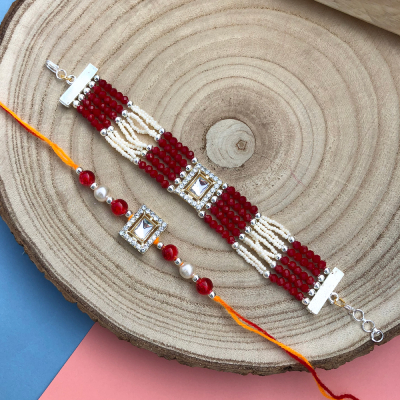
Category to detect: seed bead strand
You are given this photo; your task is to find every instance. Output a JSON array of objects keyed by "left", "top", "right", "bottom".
[
  {"left": 129, "top": 104, "right": 162, "bottom": 134},
  {"left": 126, "top": 111, "right": 158, "bottom": 138},
  {"left": 236, "top": 244, "right": 266, "bottom": 275},
  {"left": 248, "top": 230, "right": 280, "bottom": 256},
  {"left": 116, "top": 119, "right": 148, "bottom": 148},
  {"left": 261, "top": 216, "right": 292, "bottom": 237}
]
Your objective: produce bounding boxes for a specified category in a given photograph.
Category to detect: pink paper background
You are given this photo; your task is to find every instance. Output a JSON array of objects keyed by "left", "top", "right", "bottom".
[{"left": 40, "top": 323, "right": 399, "bottom": 400}]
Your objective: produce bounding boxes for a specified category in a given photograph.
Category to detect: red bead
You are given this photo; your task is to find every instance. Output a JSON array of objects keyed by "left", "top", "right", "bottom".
[
  {"left": 295, "top": 279, "right": 303, "bottom": 288},
  {"left": 283, "top": 282, "right": 292, "bottom": 291},
  {"left": 300, "top": 258, "right": 308, "bottom": 267},
  {"left": 186, "top": 151, "right": 194, "bottom": 160},
  {"left": 111, "top": 199, "right": 128, "bottom": 216},
  {"left": 312, "top": 268, "right": 320, "bottom": 276},
  {"left": 306, "top": 250, "right": 314, "bottom": 259},
  {"left": 146, "top": 153, "right": 154, "bottom": 161},
  {"left": 294, "top": 253, "right": 302, "bottom": 262},
  {"left": 104, "top": 83, "right": 112, "bottom": 92},
  {"left": 227, "top": 236, "right": 235, "bottom": 244},
  {"left": 306, "top": 276, "right": 315, "bottom": 285},
  {"left": 295, "top": 292, "right": 304, "bottom": 301},
  {"left": 204, "top": 215, "right": 212, "bottom": 224},
  {"left": 164, "top": 132, "right": 172, "bottom": 140},
  {"left": 300, "top": 272, "right": 308, "bottom": 281},
  {"left": 216, "top": 200, "right": 224, "bottom": 208},
  {"left": 250, "top": 205, "right": 258, "bottom": 215},
  {"left": 162, "top": 244, "right": 178, "bottom": 261},
  {"left": 196, "top": 278, "right": 213, "bottom": 295},
  {"left": 175, "top": 154, "right": 182, "bottom": 162},
  {"left": 289, "top": 274, "right": 296, "bottom": 283},
  {"left": 227, "top": 198, "right": 235, "bottom": 207},
  {"left": 216, "top": 225, "right": 224, "bottom": 234},
  {"left": 232, "top": 228, "right": 240, "bottom": 237},
  {"left": 269, "top": 274, "right": 278, "bottom": 283},
  {"left": 99, "top": 79, "right": 107, "bottom": 87},
  {"left": 158, "top": 138, "right": 167, "bottom": 147},
  {"left": 138, "top": 161, "right": 146, "bottom": 169},
  {"left": 282, "top": 269, "right": 290, "bottom": 278},
  {"left": 313, "top": 254, "right": 321, "bottom": 263},
  {"left": 222, "top": 206, "right": 229, "bottom": 214},
  {"left": 294, "top": 267, "right": 302, "bottom": 275},
  {"left": 243, "top": 213, "right": 251, "bottom": 222},
  {"left": 289, "top": 288, "right": 298, "bottom": 296},
  {"left": 239, "top": 196, "right": 247, "bottom": 204},
  {"left": 301, "top": 284, "right": 309, "bottom": 293},
  {"left": 109, "top": 88, "right": 118, "bottom": 97},
  {"left": 79, "top": 170, "right": 95, "bottom": 186},
  {"left": 300, "top": 246, "right": 308, "bottom": 254},
  {"left": 277, "top": 277, "right": 285, "bottom": 286},
  {"left": 152, "top": 147, "right": 160, "bottom": 155},
  {"left": 292, "top": 241, "right": 301, "bottom": 250},
  {"left": 156, "top": 174, "right": 164, "bottom": 183},
  {"left": 307, "top": 262, "right": 314, "bottom": 271},
  {"left": 77, "top": 105, "right": 84, "bottom": 113},
  {"left": 226, "top": 186, "right": 235, "bottom": 195},
  {"left": 164, "top": 144, "right": 172, "bottom": 153},
  {"left": 210, "top": 220, "right": 218, "bottom": 230},
  {"left": 238, "top": 209, "right": 246, "bottom": 217},
  {"left": 115, "top": 105, "right": 124, "bottom": 114},
  {"left": 287, "top": 248, "right": 295, "bottom": 257},
  {"left": 281, "top": 256, "right": 289, "bottom": 265},
  {"left": 288, "top": 261, "right": 296, "bottom": 270},
  {"left": 318, "top": 260, "right": 326, "bottom": 270},
  {"left": 221, "top": 217, "right": 228, "bottom": 226},
  {"left": 238, "top": 221, "right": 246, "bottom": 230},
  {"left": 179, "top": 159, "right": 187, "bottom": 168},
  {"left": 243, "top": 201, "right": 251, "bottom": 210},
  {"left": 233, "top": 191, "right": 240, "bottom": 200},
  {"left": 157, "top": 163, "right": 165, "bottom": 172},
  {"left": 232, "top": 215, "right": 240, "bottom": 224},
  {"left": 168, "top": 172, "right": 175, "bottom": 181},
  {"left": 145, "top": 165, "right": 153, "bottom": 174},
  {"left": 150, "top": 170, "right": 158, "bottom": 179},
  {"left": 233, "top": 203, "right": 241, "bottom": 212},
  {"left": 175, "top": 142, "right": 183, "bottom": 151},
  {"left": 122, "top": 96, "right": 129, "bottom": 105},
  {"left": 116, "top": 92, "right": 124, "bottom": 101},
  {"left": 174, "top": 166, "right": 181, "bottom": 174},
  {"left": 181, "top": 146, "right": 189, "bottom": 155},
  {"left": 275, "top": 265, "right": 283, "bottom": 274},
  {"left": 170, "top": 138, "right": 178, "bottom": 147},
  {"left": 161, "top": 180, "right": 169, "bottom": 189},
  {"left": 221, "top": 230, "right": 229, "bottom": 239},
  {"left": 210, "top": 206, "right": 218, "bottom": 215}
]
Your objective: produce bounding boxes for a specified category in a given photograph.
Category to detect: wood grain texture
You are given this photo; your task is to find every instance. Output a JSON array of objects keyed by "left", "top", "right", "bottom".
[
  {"left": 0, "top": 0, "right": 400, "bottom": 375},
  {"left": 314, "top": 0, "right": 400, "bottom": 36}
]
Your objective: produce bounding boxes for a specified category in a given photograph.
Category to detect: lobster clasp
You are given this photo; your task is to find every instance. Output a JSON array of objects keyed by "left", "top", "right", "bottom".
[{"left": 45, "top": 60, "right": 75, "bottom": 85}]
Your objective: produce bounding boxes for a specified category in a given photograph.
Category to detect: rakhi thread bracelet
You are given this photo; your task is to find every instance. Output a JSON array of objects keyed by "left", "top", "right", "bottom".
[
  {"left": 45, "top": 60, "right": 384, "bottom": 342},
  {"left": 0, "top": 101, "right": 359, "bottom": 400}
]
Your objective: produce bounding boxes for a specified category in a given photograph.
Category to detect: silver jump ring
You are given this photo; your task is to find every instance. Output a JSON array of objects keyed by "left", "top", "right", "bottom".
[
  {"left": 352, "top": 309, "right": 365, "bottom": 322},
  {"left": 371, "top": 329, "right": 384, "bottom": 343},
  {"left": 56, "top": 69, "right": 68, "bottom": 80},
  {"left": 361, "top": 320, "right": 375, "bottom": 333}
]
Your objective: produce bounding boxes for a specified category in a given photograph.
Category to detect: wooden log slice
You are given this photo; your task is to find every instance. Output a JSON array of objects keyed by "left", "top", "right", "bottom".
[{"left": 1, "top": 0, "right": 400, "bottom": 375}]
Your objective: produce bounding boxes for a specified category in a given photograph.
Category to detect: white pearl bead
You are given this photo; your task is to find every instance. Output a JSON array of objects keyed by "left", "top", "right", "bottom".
[
  {"left": 179, "top": 263, "right": 195, "bottom": 279},
  {"left": 94, "top": 186, "right": 109, "bottom": 202}
]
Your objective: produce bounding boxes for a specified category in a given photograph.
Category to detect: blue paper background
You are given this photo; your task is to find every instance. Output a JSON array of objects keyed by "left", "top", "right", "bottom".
[{"left": 0, "top": 3, "right": 94, "bottom": 399}]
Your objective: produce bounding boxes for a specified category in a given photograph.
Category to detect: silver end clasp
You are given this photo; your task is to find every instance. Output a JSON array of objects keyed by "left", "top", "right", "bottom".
[{"left": 45, "top": 60, "right": 75, "bottom": 85}]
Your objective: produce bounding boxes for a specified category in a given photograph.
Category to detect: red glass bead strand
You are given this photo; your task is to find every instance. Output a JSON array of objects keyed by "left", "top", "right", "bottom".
[
  {"left": 138, "top": 159, "right": 169, "bottom": 189},
  {"left": 269, "top": 274, "right": 304, "bottom": 301},
  {"left": 77, "top": 99, "right": 105, "bottom": 132},
  {"left": 274, "top": 263, "right": 313, "bottom": 293},
  {"left": 145, "top": 151, "right": 176, "bottom": 182},
  {"left": 98, "top": 79, "right": 129, "bottom": 106},
  {"left": 224, "top": 186, "right": 258, "bottom": 216},
  {"left": 204, "top": 213, "right": 235, "bottom": 244},
  {"left": 161, "top": 132, "right": 196, "bottom": 161}
]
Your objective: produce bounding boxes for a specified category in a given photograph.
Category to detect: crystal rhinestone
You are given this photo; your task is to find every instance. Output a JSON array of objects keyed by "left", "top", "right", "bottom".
[
  {"left": 288, "top": 236, "right": 295, "bottom": 243},
  {"left": 314, "top": 282, "right": 321, "bottom": 290},
  {"left": 324, "top": 267, "right": 331, "bottom": 275},
  {"left": 76, "top": 167, "right": 83, "bottom": 175},
  {"left": 189, "top": 178, "right": 207, "bottom": 198},
  {"left": 270, "top": 261, "right": 276, "bottom": 268},
  {"left": 134, "top": 218, "right": 154, "bottom": 240},
  {"left": 302, "top": 298, "right": 310, "bottom": 306},
  {"left": 263, "top": 270, "right": 270, "bottom": 278},
  {"left": 232, "top": 242, "right": 239, "bottom": 249},
  {"left": 318, "top": 275, "right": 325, "bottom": 283},
  {"left": 308, "top": 289, "right": 315, "bottom": 297}
]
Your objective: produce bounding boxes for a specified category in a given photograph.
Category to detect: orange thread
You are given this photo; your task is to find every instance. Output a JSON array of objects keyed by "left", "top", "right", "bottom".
[
  {"left": 154, "top": 237, "right": 160, "bottom": 245},
  {"left": 0, "top": 101, "right": 79, "bottom": 170},
  {"left": 213, "top": 296, "right": 358, "bottom": 400}
]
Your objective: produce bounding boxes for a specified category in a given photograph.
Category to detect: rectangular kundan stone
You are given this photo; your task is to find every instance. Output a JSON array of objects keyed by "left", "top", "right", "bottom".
[
  {"left": 59, "top": 64, "right": 98, "bottom": 107},
  {"left": 307, "top": 267, "right": 344, "bottom": 315}
]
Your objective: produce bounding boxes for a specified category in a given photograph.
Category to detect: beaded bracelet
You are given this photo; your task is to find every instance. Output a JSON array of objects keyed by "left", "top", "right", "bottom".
[
  {"left": 0, "top": 101, "right": 359, "bottom": 400},
  {"left": 45, "top": 60, "right": 383, "bottom": 342}
]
